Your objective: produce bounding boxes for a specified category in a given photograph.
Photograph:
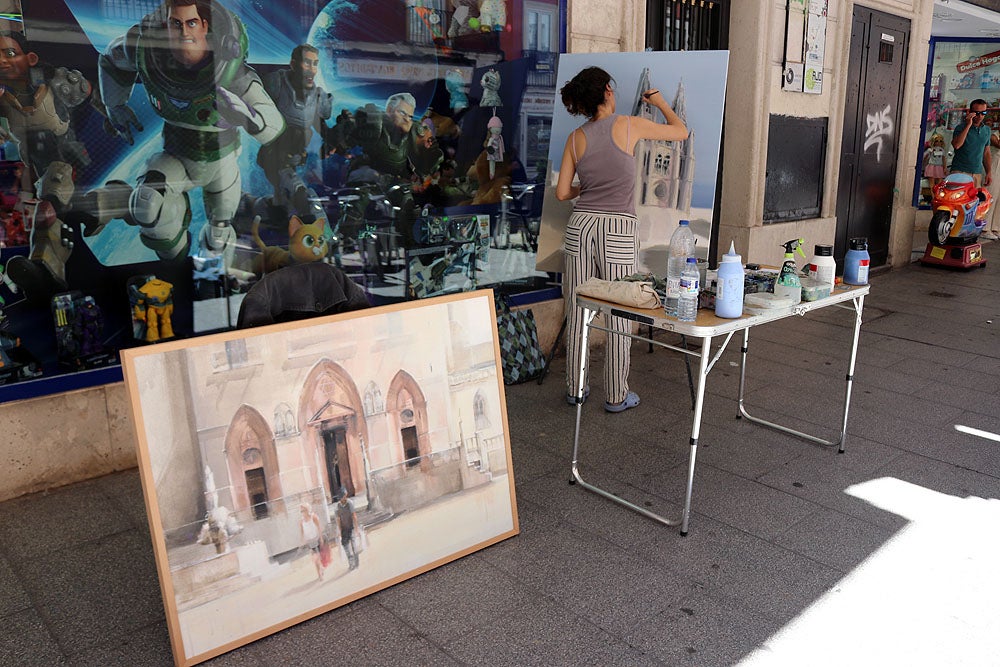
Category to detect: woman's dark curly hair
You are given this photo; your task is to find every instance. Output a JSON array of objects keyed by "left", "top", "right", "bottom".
[{"left": 559, "top": 66, "right": 613, "bottom": 119}]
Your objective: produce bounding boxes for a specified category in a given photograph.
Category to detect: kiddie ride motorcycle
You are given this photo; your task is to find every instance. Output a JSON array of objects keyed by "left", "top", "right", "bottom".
[{"left": 921, "top": 172, "right": 991, "bottom": 269}]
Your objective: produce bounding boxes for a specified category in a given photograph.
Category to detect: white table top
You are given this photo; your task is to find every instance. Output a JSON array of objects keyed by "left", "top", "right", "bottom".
[{"left": 576, "top": 283, "right": 871, "bottom": 337}]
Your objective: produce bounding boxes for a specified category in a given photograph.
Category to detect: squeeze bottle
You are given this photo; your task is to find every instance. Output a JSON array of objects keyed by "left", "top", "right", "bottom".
[
  {"left": 843, "top": 238, "right": 870, "bottom": 285},
  {"left": 714, "top": 241, "right": 745, "bottom": 319},
  {"left": 772, "top": 238, "right": 805, "bottom": 304}
]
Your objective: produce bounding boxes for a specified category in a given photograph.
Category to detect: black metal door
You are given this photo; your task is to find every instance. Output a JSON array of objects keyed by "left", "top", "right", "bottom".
[{"left": 835, "top": 7, "right": 910, "bottom": 267}]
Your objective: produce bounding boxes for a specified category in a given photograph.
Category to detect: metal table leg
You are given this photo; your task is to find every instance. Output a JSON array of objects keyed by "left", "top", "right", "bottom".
[
  {"left": 570, "top": 307, "right": 680, "bottom": 527},
  {"left": 737, "top": 295, "right": 865, "bottom": 452},
  {"left": 680, "top": 335, "right": 712, "bottom": 535}
]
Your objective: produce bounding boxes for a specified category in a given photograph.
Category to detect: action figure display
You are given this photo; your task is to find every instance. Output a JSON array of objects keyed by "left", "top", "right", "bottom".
[
  {"left": 0, "top": 31, "right": 100, "bottom": 303},
  {"left": 51, "top": 291, "right": 114, "bottom": 369},
  {"left": 256, "top": 43, "right": 333, "bottom": 220},
  {"left": 96, "top": 0, "right": 284, "bottom": 262},
  {"left": 128, "top": 274, "right": 174, "bottom": 342}
]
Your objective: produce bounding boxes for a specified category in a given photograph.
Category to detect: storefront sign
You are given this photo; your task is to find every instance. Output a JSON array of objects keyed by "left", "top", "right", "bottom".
[{"left": 956, "top": 49, "right": 1000, "bottom": 73}]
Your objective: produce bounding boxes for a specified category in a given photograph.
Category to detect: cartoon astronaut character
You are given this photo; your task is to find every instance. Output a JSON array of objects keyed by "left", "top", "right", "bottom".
[
  {"left": 0, "top": 31, "right": 98, "bottom": 303},
  {"left": 97, "top": 0, "right": 284, "bottom": 262},
  {"left": 256, "top": 43, "right": 333, "bottom": 219}
]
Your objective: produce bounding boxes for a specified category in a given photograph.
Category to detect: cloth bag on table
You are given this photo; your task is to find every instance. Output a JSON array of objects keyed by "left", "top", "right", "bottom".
[{"left": 574, "top": 277, "right": 661, "bottom": 309}]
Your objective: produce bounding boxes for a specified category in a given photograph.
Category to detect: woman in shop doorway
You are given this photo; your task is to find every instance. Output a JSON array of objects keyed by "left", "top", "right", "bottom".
[{"left": 555, "top": 66, "right": 687, "bottom": 413}]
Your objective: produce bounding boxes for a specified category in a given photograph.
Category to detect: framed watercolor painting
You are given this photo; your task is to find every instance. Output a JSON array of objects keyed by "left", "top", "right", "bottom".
[{"left": 121, "top": 289, "right": 519, "bottom": 666}]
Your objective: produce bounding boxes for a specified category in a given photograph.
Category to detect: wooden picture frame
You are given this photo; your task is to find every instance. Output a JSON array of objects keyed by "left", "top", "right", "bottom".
[{"left": 120, "top": 290, "right": 519, "bottom": 666}]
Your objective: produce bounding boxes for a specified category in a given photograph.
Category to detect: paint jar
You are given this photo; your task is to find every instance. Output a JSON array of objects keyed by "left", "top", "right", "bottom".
[
  {"left": 807, "top": 244, "right": 836, "bottom": 290},
  {"left": 843, "top": 238, "right": 870, "bottom": 285}
]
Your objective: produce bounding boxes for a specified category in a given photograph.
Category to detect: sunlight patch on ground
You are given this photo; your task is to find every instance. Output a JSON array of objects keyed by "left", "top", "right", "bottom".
[{"left": 739, "top": 478, "right": 1000, "bottom": 666}]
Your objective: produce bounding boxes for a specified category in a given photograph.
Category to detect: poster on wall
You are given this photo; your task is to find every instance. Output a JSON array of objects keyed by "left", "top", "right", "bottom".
[
  {"left": 121, "top": 290, "right": 519, "bottom": 666},
  {"left": 535, "top": 51, "right": 729, "bottom": 273},
  {"left": 0, "top": 0, "right": 561, "bottom": 398}
]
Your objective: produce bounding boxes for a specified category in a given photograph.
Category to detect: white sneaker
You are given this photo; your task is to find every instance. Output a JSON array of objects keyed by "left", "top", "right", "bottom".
[{"left": 981, "top": 232, "right": 999, "bottom": 241}]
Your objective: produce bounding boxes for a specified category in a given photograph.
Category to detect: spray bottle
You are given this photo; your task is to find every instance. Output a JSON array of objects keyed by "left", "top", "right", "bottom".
[{"left": 773, "top": 238, "right": 805, "bottom": 304}]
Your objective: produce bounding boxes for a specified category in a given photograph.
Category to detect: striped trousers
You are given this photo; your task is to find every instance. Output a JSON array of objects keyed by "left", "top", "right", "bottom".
[{"left": 563, "top": 210, "right": 638, "bottom": 404}]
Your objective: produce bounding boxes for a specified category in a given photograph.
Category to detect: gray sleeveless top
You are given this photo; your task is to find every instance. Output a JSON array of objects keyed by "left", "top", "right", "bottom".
[{"left": 572, "top": 115, "right": 637, "bottom": 216}]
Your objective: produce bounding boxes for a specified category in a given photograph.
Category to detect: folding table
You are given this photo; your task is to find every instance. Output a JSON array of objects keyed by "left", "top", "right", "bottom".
[{"left": 569, "top": 284, "right": 870, "bottom": 534}]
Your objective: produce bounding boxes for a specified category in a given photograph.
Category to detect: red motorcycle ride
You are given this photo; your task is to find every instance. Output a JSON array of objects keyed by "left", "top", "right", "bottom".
[{"left": 927, "top": 172, "right": 992, "bottom": 246}]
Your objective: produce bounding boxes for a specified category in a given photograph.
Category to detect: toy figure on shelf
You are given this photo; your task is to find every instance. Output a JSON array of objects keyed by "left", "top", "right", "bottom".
[
  {"left": 0, "top": 31, "right": 101, "bottom": 304},
  {"left": 94, "top": 0, "right": 284, "bottom": 262},
  {"left": 0, "top": 315, "right": 41, "bottom": 383},
  {"left": 480, "top": 68, "right": 502, "bottom": 109},
  {"left": 478, "top": 0, "right": 507, "bottom": 31},
  {"left": 445, "top": 69, "right": 469, "bottom": 113},
  {"left": 256, "top": 43, "right": 333, "bottom": 220},
  {"left": 923, "top": 133, "right": 951, "bottom": 193},
  {"left": 484, "top": 115, "right": 505, "bottom": 179},
  {"left": 250, "top": 214, "right": 329, "bottom": 275},
  {"left": 75, "top": 296, "right": 104, "bottom": 357},
  {"left": 128, "top": 275, "right": 174, "bottom": 342}
]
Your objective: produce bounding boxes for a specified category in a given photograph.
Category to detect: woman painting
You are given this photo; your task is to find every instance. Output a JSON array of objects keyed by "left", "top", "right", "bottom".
[{"left": 556, "top": 66, "right": 688, "bottom": 412}]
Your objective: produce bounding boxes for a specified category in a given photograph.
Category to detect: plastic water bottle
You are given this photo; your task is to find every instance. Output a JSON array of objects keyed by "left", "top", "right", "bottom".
[
  {"left": 665, "top": 220, "right": 696, "bottom": 316},
  {"left": 677, "top": 257, "right": 700, "bottom": 321},
  {"left": 714, "top": 241, "right": 745, "bottom": 319},
  {"left": 843, "top": 238, "right": 870, "bottom": 285}
]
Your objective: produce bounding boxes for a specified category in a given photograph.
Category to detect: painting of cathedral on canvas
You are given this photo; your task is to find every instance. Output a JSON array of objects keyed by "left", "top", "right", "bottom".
[{"left": 534, "top": 51, "right": 729, "bottom": 274}]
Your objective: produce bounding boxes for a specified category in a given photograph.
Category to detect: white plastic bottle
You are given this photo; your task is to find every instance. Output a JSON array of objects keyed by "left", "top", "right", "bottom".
[
  {"left": 677, "top": 257, "right": 700, "bottom": 321},
  {"left": 807, "top": 244, "right": 836, "bottom": 290},
  {"left": 665, "top": 219, "right": 696, "bottom": 316},
  {"left": 714, "top": 241, "right": 745, "bottom": 319}
]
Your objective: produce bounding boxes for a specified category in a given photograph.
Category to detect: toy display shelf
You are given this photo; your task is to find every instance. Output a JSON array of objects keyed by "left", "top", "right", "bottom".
[{"left": 0, "top": 364, "right": 123, "bottom": 404}]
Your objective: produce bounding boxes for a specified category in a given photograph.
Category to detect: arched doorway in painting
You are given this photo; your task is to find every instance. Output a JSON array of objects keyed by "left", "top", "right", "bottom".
[
  {"left": 386, "top": 370, "right": 431, "bottom": 467},
  {"left": 300, "top": 361, "right": 369, "bottom": 504},
  {"left": 321, "top": 425, "right": 350, "bottom": 497},
  {"left": 224, "top": 406, "right": 284, "bottom": 518}
]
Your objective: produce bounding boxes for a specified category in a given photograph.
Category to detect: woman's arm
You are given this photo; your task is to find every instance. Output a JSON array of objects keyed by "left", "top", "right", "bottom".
[
  {"left": 630, "top": 90, "right": 689, "bottom": 143},
  {"left": 555, "top": 129, "right": 581, "bottom": 201}
]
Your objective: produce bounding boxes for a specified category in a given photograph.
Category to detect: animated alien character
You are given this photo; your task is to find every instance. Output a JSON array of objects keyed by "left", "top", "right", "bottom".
[
  {"left": 97, "top": 0, "right": 284, "bottom": 263},
  {"left": 0, "top": 31, "right": 100, "bottom": 303},
  {"left": 256, "top": 43, "right": 333, "bottom": 220}
]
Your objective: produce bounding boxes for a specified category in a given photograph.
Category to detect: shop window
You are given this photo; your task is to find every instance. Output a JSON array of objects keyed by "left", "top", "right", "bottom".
[{"left": 0, "top": 0, "right": 567, "bottom": 405}]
